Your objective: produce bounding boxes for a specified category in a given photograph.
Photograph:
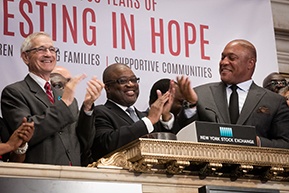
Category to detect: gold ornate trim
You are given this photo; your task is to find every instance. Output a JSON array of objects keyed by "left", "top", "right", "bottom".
[{"left": 89, "top": 138, "right": 289, "bottom": 182}]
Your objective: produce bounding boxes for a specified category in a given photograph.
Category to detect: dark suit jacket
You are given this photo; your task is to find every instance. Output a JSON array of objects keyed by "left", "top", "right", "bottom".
[
  {"left": 89, "top": 100, "right": 172, "bottom": 161},
  {"left": 0, "top": 117, "right": 10, "bottom": 161},
  {"left": 193, "top": 81, "right": 289, "bottom": 149},
  {"left": 1, "top": 75, "right": 93, "bottom": 166}
]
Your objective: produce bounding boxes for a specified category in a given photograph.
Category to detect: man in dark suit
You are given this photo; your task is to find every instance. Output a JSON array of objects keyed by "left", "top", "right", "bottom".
[
  {"left": 1, "top": 32, "right": 104, "bottom": 166},
  {"left": 177, "top": 39, "right": 289, "bottom": 148},
  {"left": 88, "top": 63, "right": 176, "bottom": 161}
]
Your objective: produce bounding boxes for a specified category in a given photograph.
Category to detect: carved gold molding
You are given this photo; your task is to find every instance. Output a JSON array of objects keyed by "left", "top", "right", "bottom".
[{"left": 88, "top": 138, "right": 289, "bottom": 182}]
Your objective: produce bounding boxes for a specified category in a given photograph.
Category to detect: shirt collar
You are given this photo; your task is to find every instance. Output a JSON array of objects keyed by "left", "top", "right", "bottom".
[
  {"left": 29, "top": 72, "right": 51, "bottom": 92},
  {"left": 227, "top": 79, "right": 253, "bottom": 92},
  {"left": 109, "top": 99, "right": 134, "bottom": 112}
]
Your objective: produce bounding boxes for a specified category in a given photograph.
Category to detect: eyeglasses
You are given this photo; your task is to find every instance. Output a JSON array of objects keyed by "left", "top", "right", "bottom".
[
  {"left": 105, "top": 77, "right": 140, "bottom": 85},
  {"left": 51, "top": 78, "right": 70, "bottom": 90},
  {"left": 52, "top": 82, "right": 65, "bottom": 90},
  {"left": 267, "top": 80, "right": 288, "bottom": 87},
  {"left": 25, "top": 46, "right": 59, "bottom": 54}
]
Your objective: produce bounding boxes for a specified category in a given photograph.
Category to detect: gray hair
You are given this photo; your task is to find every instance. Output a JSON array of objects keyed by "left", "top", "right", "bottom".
[{"left": 20, "top": 32, "right": 51, "bottom": 53}]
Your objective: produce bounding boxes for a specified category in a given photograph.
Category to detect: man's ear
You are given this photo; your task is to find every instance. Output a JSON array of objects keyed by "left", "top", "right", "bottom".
[
  {"left": 21, "top": 52, "right": 29, "bottom": 65},
  {"left": 104, "top": 84, "right": 110, "bottom": 92},
  {"left": 247, "top": 58, "right": 256, "bottom": 70}
]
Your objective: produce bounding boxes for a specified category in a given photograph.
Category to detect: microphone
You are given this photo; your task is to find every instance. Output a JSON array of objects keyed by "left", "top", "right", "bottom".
[{"left": 205, "top": 107, "right": 219, "bottom": 123}]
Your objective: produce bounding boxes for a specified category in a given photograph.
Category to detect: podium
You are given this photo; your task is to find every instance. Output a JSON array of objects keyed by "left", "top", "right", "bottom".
[
  {"left": 1, "top": 139, "right": 289, "bottom": 193},
  {"left": 176, "top": 121, "right": 257, "bottom": 146},
  {"left": 91, "top": 138, "right": 289, "bottom": 182}
]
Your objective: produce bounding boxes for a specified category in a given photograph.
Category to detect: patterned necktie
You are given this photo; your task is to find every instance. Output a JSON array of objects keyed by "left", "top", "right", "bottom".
[
  {"left": 229, "top": 84, "right": 239, "bottom": 124},
  {"left": 126, "top": 107, "right": 139, "bottom": 122},
  {"left": 44, "top": 82, "right": 55, "bottom": 104}
]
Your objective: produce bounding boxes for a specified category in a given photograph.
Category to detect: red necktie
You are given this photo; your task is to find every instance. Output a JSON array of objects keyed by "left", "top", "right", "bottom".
[{"left": 44, "top": 82, "right": 55, "bottom": 104}]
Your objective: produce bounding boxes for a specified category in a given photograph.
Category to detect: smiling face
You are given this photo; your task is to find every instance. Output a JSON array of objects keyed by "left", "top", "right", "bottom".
[
  {"left": 21, "top": 34, "right": 56, "bottom": 81},
  {"left": 104, "top": 64, "right": 139, "bottom": 107},
  {"left": 219, "top": 40, "right": 256, "bottom": 85}
]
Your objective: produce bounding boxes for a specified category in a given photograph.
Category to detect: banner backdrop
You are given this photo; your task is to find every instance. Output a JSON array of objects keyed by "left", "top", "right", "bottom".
[{"left": 0, "top": 0, "right": 278, "bottom": 111}]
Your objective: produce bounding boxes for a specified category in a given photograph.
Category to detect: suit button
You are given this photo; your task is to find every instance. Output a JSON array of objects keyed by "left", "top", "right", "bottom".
[{"left": 59, "top": 131, "right": 62, "bottom": 135}]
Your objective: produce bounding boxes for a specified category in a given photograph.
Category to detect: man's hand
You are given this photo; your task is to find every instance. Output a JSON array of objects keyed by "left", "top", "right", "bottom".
[
  {"left": 147, "top": 90, "right": 170, "bottom": 124},
  {"left": 83, "top": 76, "right": 104, "bottom": 112},
  {"left": 18, "top": 117, "right": 34, "bottom": 143},
  {"left": 6, "top": 117, "right": 34, "bottom": 151},
  {"left": 161, "top": 80, "right": 175, "bottom": 121},
  {"left": 61, "top": 74, "right": 87, "bottom": 106},
  {"left": 177, "top": 76, "right": 198, "bottom": 105}
]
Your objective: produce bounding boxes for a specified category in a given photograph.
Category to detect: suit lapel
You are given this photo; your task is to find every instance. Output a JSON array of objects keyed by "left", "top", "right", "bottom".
[
  {"left": 210, "top": 82, "right": 231, "bottom": 123},
  {"left": 135, "top": 109, "right": 145, "bottom": 119},
  {"left": 238, "top": 82, "right": 265, "bottom": 124},
  {"left": 105, "top": 100, "right": 135, "bottom": 124},
  {"left": 24, "top": 75, "right": 53, "bottom": 107}
]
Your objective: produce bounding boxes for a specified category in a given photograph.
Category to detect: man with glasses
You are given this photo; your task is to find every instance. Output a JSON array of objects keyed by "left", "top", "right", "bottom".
[
  {"left": 87, "top": 63, "right": 176, "bottom": 161},
  {"left": 262, "top": 72, "right": 288, "bottom": 93},
  {"left": 1, "top": 32, "right": 104, "bottom": 166}
]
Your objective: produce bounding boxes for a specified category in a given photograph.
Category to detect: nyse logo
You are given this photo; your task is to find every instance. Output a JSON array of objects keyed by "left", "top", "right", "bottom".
[{"left": 219, "top": 127, "right": 233, "bottom": 137}]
